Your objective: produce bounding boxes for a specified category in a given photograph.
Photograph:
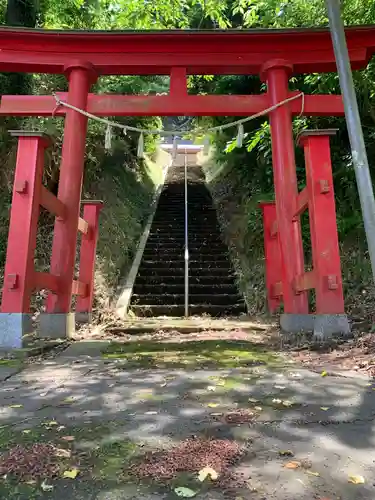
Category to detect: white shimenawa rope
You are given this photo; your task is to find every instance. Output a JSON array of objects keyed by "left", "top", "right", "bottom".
[{"left": 52, "top": 91, "right": 305, "bottom": 155}]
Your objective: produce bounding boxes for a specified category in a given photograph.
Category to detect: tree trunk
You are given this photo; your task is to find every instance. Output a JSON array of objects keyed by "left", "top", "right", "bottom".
[
  {"left": 6, "top": 0, "right": 36, "bottom": 27},
  {"left": 5, "top": 0, "right": 37, "bottom": 96}
]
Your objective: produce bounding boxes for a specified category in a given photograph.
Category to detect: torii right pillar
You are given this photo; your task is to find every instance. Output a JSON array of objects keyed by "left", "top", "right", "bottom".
[{"left": 262, "top": 59, "right": 350, "bottom": 339}]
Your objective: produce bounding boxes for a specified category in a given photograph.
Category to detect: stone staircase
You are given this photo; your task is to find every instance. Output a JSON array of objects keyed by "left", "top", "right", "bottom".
[{"left": 129, "top": 164, "right": 246, "bottom": 317}]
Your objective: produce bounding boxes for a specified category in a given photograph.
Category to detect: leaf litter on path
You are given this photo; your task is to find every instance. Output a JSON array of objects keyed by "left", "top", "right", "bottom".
[
  {"left": 0, "top": 443, "right": 68, "bottom": 480},
  {"left": 224, "top": 409, "right": 256, "bottom": 424},
  {"left": 130, "top": 438, "right": 243, "bottom": 482}
]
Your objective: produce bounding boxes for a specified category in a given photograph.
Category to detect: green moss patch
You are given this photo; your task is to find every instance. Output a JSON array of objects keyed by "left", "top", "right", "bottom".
[{"left": 103, "top": 339, "right": 281, "bottom": 369}]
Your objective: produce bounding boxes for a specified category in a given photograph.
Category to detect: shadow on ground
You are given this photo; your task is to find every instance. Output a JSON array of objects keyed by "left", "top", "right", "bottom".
[{"left": 0, "top": 335, "right": 374, "bottom": 499}]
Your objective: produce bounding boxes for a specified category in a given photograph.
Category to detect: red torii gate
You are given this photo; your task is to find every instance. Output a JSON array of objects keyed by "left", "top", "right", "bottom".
[{"left": 1, "top": 25, "right": 375, "bottom": 346}]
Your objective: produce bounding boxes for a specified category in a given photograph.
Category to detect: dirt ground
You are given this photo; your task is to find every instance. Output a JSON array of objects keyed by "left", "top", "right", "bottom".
[{"left": 1, "top": 321, "right": 375, "bottom": 499}]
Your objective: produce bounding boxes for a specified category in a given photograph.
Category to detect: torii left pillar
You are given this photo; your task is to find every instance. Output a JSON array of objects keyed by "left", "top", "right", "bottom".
[
  {"left": 40, "top": 62, "right": 96, "bottom": 338},
  {"left": 0, "top": 132, "right": 51, "bottom": 348}
]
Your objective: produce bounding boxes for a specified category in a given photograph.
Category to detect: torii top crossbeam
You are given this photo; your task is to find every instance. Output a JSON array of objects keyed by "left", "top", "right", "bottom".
[{"left": 1, "top": 25, "right": 375, "bottom": 75}]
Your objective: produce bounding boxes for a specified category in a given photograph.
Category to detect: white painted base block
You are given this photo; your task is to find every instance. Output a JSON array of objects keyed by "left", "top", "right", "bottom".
[
  {"left": 0, "top": 313, "right": 33, "bottom": 348},
  {"left": 39, "top": 313, "right": 75, "bottom": 339}
]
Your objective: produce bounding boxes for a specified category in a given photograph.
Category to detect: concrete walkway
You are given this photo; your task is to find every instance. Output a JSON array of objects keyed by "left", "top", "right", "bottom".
[{"left": 0, "top": 343, "right": 375, "bottom": 499}]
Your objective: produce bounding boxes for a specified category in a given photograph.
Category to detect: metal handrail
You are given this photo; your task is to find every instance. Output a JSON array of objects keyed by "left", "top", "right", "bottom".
[{"left": 184, "top": 148, "right": 189, "bottom": 317}]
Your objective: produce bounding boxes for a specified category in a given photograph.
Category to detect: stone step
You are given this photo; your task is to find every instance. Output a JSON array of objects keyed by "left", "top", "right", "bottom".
[
  {"left": 136, "top": 267, "right": 235, "bottom": 277},
  {"left": 141, "top": 254, "right": 231, "bottom": 264},
  {"left": 130, "top": 303, "right": 247, "bottom": 317},
  {"left": 132, "top": 283, "right": 239, "bottom": 295},
  {"left": 138, "top": 259, "right": 232, "bottom": 269},
  {"left": 144, "top": 241, "right": 227, "bottom": 249},
  {"left": 131, "top": 293, "right": 243, "bottom": 306},
  {"left": 142, "top": 250, "right": 228, "bottom": 258},
  {"left": 134, "top": 275, "right": 237, "bottom": 285}
]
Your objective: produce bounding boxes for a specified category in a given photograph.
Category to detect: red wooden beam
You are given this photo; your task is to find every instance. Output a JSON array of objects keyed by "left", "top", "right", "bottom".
[
  {"left": 0, "top": 26, "right": 373, "bottom": 74},
  {"left": 294, "top": 187, "right": 309, "bottom": 218},
  {"left": 0, "top": 93, "right": 345, "bottom": 117},
  {"left": 271, "top": 281, "right": 283, "bottom": 298},
  {"left": 40, "top": 186, "right": 67, "bottom": 219},
  {"left": 34, "top": 272, "right": 60, "bottom": 294},
  {"left": 294, "top": 271, "right": 316, "bottom": 293},
  {"left": 72, "top": 280, "right": 88, "bottom": 297},
  {"left": 0, "top": 48, "right": 366, "bottom": 76}
]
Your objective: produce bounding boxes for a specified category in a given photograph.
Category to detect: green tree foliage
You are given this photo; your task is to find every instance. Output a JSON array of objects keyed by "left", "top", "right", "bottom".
[{"left": 196, "top": 0, "right": 375, "bottom": 240}]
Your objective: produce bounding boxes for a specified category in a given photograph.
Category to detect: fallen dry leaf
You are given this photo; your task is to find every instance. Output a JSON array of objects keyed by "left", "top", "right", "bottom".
[
  {"left": 254, "top": 406, "right": 262, "bottom": 411},
  {"left": 207, "top": 403, "right": 219, "bottom": 408},
  {"left": 305, "top": 470, "right": 320, "bottom": 477},
  {"left": 22, "top": 430, "right": 31, "bottom": 434},
  {"left": 55, "top": 448, "right": 71, "bottom": 458},
  {"left": 321, "top": 371, "right": 328, "bottom": 377},
  {"left": 348, "top": 474, "right": 365, "bottom": 484},
  {"left": 46, "top": 421, "right": 58, "bottom": 426},
  {"left": 320, "top": 407, "right": 330, "bottom": 411},
  {"left": 174, "top": 486, "right": 197, "bottom": 497},
  {"left": 279, "top": 450, "right": 294, "bottom": 457},
  {"left": 284, "top": 461, "right": 301, "bottom": 469},
  {"left": 62, "top": 468, "right": 79, "bottom": 479},
  {"left": 282, "top": 400, "right": 293, "bottom": 407},
  {"left": 61, "top": 436, "right": 75, "bottom": 442},
  {"left": 41, "top": 479, "right": 54, "bottom": 491},
  {"left": 198, "top": 466, "right": 218, "bottom": 482},
  {"left": 8, "top": 404, "right": 23, "bottom": 409},
  {"left": 62, "top": 397, "right": 75, "bottom": 403}
]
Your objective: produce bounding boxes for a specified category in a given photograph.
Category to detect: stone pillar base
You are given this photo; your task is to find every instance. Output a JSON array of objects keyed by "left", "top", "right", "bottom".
[
  {"left": 75, "top": 312, "right": 92, "bottom": 324},
  {"left": 280, "top": 313, "right": 351, "bottom": 340},
  {"left": 39, "top": 313, "right": 75, "bottom": 339},
  {"left": 0, "top": 313, "right": 33, "bottom": 348}
]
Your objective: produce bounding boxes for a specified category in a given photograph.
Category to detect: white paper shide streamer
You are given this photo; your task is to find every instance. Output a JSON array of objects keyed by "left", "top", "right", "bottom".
[
  {"left": 172, "top": 136, "right": 178, "bottom": 159},
  {"left": 137, "top": 133, "right": 144, "bottom": 158},
  {"left": 105, "top": 124, "right": 112, "bottom": 150},
  {"left": 236, "top": 123, "right": 244, "bottom": 148},
  {"left": 203, "top": 135, "right": 210, "bottom": 156}
]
